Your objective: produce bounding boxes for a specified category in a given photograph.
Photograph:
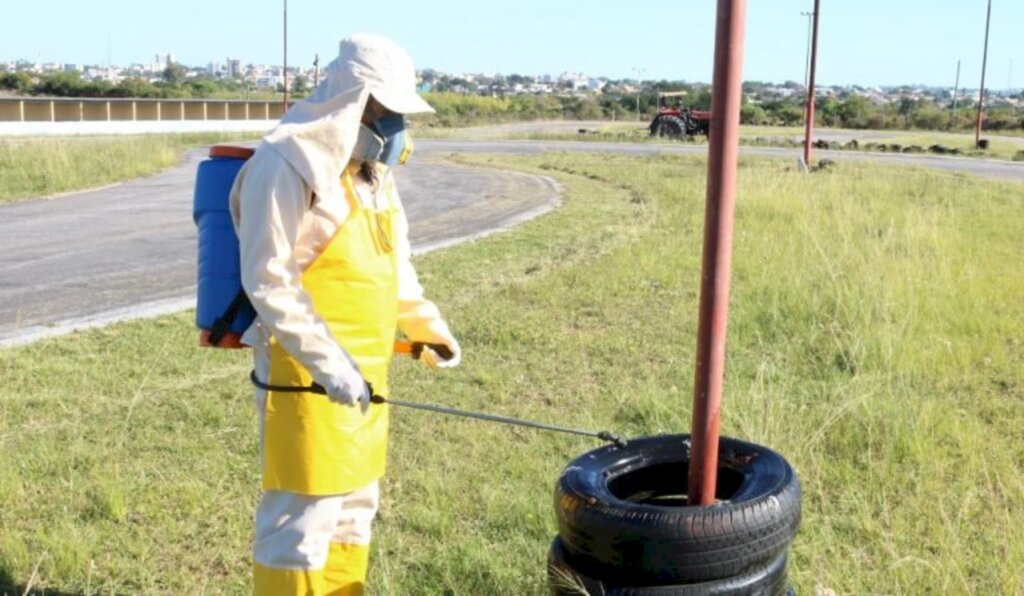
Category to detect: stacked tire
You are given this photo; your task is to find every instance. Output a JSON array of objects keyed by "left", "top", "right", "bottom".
[{"left": 549, "top": 434, "right": 801, "bottom": 595}]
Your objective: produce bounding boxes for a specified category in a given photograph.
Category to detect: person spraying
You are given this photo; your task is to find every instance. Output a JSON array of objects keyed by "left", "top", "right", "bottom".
[{"left": 229, "top": 34, "right": 460, "bottom": 595}]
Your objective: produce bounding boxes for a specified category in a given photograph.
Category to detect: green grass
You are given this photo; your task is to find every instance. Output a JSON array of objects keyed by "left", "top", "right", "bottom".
[
  {"left": 1, "top": 154, "right": 1023, "bottom": 594},
  {"left": 0, "top": 133, "right": 261, "bottom": 203}
]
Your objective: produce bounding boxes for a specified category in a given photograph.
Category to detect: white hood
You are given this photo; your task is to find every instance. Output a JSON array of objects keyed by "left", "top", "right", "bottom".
[{"left": 262, "top": 33, "right": 434, "bottom": 202}]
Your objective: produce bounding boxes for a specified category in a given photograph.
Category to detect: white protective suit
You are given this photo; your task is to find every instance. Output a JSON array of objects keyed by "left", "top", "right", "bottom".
[{"left": 229, "top": 33, "right": 459, "bottom": 595}]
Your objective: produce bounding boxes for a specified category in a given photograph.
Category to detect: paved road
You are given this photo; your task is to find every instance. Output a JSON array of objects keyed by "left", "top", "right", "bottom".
[
  {"left": 1, "top": 138, "right": 1020, "bottom": 346},
  {"left": 0, "top": 146, "right": 559, "bottom": 346}
]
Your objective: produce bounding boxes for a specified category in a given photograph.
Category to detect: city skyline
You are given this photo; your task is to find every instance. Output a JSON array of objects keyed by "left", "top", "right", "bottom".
[{"left": 1, "top": 1, "right": 1020, "bottom": 89}]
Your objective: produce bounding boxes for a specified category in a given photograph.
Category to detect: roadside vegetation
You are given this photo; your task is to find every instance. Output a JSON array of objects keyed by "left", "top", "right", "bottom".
[
  {"left": 0, "top": 133, "right": 260, "bottom": 203},
  {"left": 1, "top": 153, "right": 1021, "bottom": 594},
  {"left": 1, "top": 120, "right": 1020, "bottom": 206},
  {"left": 0, "top": 67, "right": 285, "bottom": 101},
  {"left": 417, "top": 91, "right": 1023, "bottom": 135},
  {"left": 5, "top": 69, "right": 1022, "bottom": 134}
]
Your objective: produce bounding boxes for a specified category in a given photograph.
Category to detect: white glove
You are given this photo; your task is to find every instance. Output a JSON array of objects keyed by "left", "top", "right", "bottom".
[
  {"left": 322, "top": 367, "right": 371, "bottom": 410},
  {"left": 419, "top": 324, "right": 462, "bottom": 369}
]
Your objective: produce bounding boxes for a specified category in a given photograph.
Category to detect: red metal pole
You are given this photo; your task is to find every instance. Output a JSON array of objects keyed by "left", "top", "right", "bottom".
[
  {"left": 688, "top": 0, "right": 747, "bottom": 507},
  {"left": 802, "top": 0, "right": 821, "bottom": 168}
]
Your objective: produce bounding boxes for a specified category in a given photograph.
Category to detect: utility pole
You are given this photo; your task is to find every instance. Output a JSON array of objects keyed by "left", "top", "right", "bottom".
[
  {"left": 632, "top": 67, "right": 646, "bottom": 122},
  {"left": 951, "top": 59, "right": 961, "bottom": 128},
  {"left": 975, "top": 0, "right": 992, "bottom": 149},
  {"left": 282, "top": 0, "right": 289, "bottom": 115},
  {"left": 314, "top": 54, "right": 320, "bottom": 88},
  {"left": 802, "top": 0, "right": 821, "bottom": 168},
  {"left": 801, "top": 11, "right": 813, "bottom": 89}
]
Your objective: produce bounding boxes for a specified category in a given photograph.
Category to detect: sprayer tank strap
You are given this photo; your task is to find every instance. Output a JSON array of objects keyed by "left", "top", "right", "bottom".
[
  {"left": 208, "top": 290, "right": 255, "bottom": 346},
  {"left": 248, "top": 370, "right": 384, "bottom": 403}
]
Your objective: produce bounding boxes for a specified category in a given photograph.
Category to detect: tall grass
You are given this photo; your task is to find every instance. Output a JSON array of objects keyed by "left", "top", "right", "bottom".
[
  {"left": 0, "top": 154, "right": 1021, "bottom": 594},
  {"left": 0, "top": 133, "right": 260, "bottom": 203}
]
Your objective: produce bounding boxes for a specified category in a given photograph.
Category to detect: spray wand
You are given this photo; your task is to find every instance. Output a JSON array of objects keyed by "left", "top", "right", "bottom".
[{"left": 249, "top": 341, "right": 627, "bottom": 448}]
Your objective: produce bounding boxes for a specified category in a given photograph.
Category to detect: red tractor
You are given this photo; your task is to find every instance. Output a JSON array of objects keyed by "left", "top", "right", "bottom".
[{"left": 649, "top": 91, "right": 712, "bottom": 139}]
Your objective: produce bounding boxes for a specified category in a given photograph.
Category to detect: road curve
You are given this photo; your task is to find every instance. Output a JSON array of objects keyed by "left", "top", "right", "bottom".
[
  {"left": 1, "top": 138, "right": 1020, "bottom": 347},
  {"left": 0, "top": 146, "right": 559, "bottom": 347}
]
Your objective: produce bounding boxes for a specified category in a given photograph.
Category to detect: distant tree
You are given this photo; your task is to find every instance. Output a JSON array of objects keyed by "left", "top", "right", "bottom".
[
  {"left": 574, "top": 97, "right": 604, "bottom": 120},
  {"left": 35, "top": 71, "right": 85, "bottom": 96},
  {"left": 836, "top": 95, "right": 871, "bottom": 127},
  {"left": 187, "top": 78, "right": 220, "bottom": 98},
  {"left": 910, "top": 103, "right": 945, "bottom": 130},
  {"left": 112, "top": 77, "right": 156, "bottom": 98},
  {"left": 817, "top": 97, "right": 841, "bottom": 127},
  {"left": 897, "top": 97, "right": 917, "bottom": 127},
  {"left": 690, "top": 89, "right": 712, "bottom": 110},
  {"left": 0, "top": 71, "right": 33, "bottom": 92},
  {"left": 777, "top": 104, "right": 805, "bottom": 126},
  {"left": 740, "top": 103, "right": 768, "bottom": 125},
  {"left": 983, "top": 106, "right": 1022, "bottom": 131},
  {"left": 80, "top": 79, "right": 114, "bottom": 97},
  {"left": 292, "top": 74, "right": 309, "bottom": 95},
  {"left": 161, "top": 62, "right": 187, "bottom": 85}
]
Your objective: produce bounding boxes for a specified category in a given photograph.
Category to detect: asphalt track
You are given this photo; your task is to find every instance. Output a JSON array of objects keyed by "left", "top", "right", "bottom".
[{"left": 0, "top": 139, "right": 1020, "bottom": 347}]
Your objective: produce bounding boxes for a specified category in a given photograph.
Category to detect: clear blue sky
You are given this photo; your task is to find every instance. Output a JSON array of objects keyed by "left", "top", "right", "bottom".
[{"left": 2, "top": 1, "right": 1020, "bottom": 88}]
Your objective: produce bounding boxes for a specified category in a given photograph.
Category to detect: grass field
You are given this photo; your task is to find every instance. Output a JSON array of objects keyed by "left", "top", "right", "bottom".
[
  {"left": 1, "top": 153, "right": 1023, "bottom": 594},
  {"left": 0, "top": 133, "right": 260, "bottom": 204},
  {"left": 418, "top": 121, "right": 1024, "bottom": 161}
]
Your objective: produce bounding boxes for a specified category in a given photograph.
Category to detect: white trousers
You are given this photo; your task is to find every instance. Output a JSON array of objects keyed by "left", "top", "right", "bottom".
[
  {"left": 253, "top": 484, "right": 379, "bottom": 570},
  {"left": 252, "top": 343, "right": 380, "bottom": 571}
]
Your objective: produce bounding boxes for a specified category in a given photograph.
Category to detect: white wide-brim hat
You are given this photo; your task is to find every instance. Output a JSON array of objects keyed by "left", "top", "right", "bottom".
[{"left": 341, "top": 33, "right": 435, "bottom": 115}]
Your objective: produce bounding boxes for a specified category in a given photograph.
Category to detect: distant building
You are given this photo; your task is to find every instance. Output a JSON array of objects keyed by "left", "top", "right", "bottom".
[
  {"left": 152, "top": 53, "right": 175, "bottom": 72},
  {"left": 255, "top": 75, "right": 279, "bottom": 89}
]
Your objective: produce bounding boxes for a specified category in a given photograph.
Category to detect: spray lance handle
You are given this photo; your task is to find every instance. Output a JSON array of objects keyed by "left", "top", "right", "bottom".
[{"left": 393, "top": 340, "right": 454, "bottom": 361}]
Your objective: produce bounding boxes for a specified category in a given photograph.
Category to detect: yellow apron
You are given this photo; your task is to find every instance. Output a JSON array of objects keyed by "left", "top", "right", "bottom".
[{"left": 263, "top": 170, "right": 399, "bottom": 496}]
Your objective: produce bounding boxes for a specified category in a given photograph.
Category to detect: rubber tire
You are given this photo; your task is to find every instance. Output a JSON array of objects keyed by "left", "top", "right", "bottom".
[
  {"left": 653, "top": 115, "right": 686, "bottom": 138},
  {"left": 689, "top": 118, "right": 711, "bottom": 137},
  {"left": 548, "top": 537, "right": 790, "bottom": 596},
  {"left": 555, "top": 434, "right": 800, "bottom": 584}
]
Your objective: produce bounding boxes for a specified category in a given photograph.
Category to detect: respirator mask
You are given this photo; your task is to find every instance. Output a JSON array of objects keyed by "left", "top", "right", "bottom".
[{"left": 352, "top": 114, "right": 414, "bottom": 166}]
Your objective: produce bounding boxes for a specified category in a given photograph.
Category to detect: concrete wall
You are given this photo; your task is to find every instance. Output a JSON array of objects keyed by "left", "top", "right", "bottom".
[
  {"left": 0, "top": 97, "right": 289, "bottom": 136},
  {"left": 0, "top": 120, "right": 278, "bottom": 136},
  {"left": 0, "top": 97, "right": 289, "bottom": 123}
]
